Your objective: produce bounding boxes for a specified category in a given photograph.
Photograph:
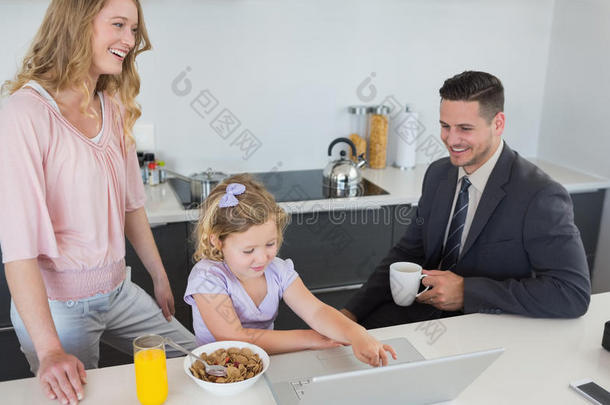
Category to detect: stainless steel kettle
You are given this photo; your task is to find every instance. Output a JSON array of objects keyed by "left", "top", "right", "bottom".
[{"left": 323, "top": 137, "right": 367, "bottom": 191}]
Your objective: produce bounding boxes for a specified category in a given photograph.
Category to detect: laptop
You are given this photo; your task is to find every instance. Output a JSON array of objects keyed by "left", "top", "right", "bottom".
[{"left": 264, "top": 337, "right": 503, "bottom": 405}]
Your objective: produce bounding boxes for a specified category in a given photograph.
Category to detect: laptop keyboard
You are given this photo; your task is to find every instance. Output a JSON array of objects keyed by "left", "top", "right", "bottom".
[{"left": 290, "top": 379, "right": 312, "bottom": 399}]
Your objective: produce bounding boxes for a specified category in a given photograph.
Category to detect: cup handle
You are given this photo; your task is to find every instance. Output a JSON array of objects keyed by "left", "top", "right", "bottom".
[{"left": 415, "top": 274, "right": 431, "bottom": 297}]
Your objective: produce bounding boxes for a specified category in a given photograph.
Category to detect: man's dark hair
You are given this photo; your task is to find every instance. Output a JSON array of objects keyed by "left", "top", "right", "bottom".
[{"left": 439, "top": 71, "right": 504, "bottom": 123}]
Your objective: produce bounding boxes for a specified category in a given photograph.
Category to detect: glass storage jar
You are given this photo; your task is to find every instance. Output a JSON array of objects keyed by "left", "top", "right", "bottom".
[{"left": 367, "top": 105, "right": 390, "bottom": 169}]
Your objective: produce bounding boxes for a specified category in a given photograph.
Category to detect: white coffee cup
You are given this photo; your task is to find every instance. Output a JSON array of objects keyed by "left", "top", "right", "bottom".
[{"left": 389, "top": 262, "right": 430, "bottom": 306}]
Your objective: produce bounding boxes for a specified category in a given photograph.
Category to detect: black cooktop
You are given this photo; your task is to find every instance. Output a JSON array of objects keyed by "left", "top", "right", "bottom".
[
  {"left": 168, "top": 169, "right": 388, "bottom": 208},
  {"left": 253, "top": 169, "right": 388, "bottom": 202}
]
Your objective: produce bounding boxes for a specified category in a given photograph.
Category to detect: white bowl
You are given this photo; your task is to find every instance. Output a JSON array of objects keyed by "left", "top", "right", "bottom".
[{"left": 183, "top": 340, "right": 270, "bottom": 397}]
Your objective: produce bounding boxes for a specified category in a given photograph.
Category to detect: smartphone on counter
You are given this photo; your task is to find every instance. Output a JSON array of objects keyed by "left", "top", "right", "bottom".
[{"left": 570, "top": 379, "right": 610, "bottom": 405}]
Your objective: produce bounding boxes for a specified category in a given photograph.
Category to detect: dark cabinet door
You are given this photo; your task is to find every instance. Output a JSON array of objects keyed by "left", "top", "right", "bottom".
[
  {"left": 278, "top": 207, "right": 395, "bottom": 290},
  {"left": 0, "top": 248, "right": 10, "bottom": 327},
  {"left": 186, "top": 222, "right": 198, "bottom": 269},
  {"left": 125, "top": 222, "right": 192, "bottom": 332},
  {"left": 571, "top": 190, "right": 605, "bottom": 274},
  {"left": 274, "top": 205, "right": 410, "bottom": 330},
  {"left": 98, "top": 341, "right": 133, "bottom": 368},
  {"left": 0, "top": 328, "right": 33, "bottom": 381},
  {"left": 274, "top": 287, "right": 360, "bottom": 330},
  {"left": 392, "top": 204, "right": 417, "bottom": 246}
]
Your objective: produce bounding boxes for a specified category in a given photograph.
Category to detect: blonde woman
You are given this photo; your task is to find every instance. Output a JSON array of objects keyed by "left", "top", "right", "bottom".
[{"left": 0, "top": 0, "right": 194, "bottom": 403}]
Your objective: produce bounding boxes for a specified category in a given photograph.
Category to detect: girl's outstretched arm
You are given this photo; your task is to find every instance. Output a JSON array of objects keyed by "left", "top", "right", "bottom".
[
  {"left": 193, "top": 293, "right": 341, "bottom": 354},
  {"left": 283, "top": 277, "right": 397, "bottom": 367}
]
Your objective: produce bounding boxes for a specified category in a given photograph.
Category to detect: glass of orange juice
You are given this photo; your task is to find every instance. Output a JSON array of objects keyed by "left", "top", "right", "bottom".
[{"left": 133, "top": 334, "right": 168, "bottom": 405}]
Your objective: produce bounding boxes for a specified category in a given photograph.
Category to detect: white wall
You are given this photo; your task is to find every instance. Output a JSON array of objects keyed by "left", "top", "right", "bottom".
[
  {"left": 2, "top": 0, "right": 606, "bottom": 289},
  {"left": 0, "top": 0, "right": 554, "bottom": 175},
  {"left": 538, "top": 0, "right": 610, "bottom": 293}
]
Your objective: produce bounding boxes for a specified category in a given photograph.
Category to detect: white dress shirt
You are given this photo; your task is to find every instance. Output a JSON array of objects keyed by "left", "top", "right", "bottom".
[{"left": 443, "top": 140, "right": 505, "bottom": 254}]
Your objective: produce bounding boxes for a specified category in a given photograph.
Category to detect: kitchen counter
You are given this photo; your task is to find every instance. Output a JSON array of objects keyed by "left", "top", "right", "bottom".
[
  {"left": 2, "top": 292, "right": 609, "bottom": 404},
  {"left": 146, "top": 159, "right": 610, "bottom": 225}
]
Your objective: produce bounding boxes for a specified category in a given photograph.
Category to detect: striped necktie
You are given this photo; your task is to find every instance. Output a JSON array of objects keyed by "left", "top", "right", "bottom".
[{"left": 440, "top": 177, "right": 471, "bottom": 270}]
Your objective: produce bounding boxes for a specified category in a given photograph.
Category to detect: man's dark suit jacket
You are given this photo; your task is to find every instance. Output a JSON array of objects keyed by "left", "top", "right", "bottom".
[{"left": 345, "top": 143, "right": 591, "bottom": 323}]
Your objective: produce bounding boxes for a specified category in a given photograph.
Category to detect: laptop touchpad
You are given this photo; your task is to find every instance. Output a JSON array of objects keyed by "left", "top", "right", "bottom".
[
  {"left": 316, "top": 338, "right": 423, "bottom": 374},
  {"left": 317, "top": 352, "right": 370, "bottom": 373}
]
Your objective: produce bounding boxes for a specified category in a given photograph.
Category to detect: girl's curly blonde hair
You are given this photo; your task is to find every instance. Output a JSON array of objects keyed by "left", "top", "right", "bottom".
[
  {"left": 2, "top": 0, "right": 151, "bottom": 145},
  {"left": 193, "top": 174, "right": 289, "bottom": 262}
]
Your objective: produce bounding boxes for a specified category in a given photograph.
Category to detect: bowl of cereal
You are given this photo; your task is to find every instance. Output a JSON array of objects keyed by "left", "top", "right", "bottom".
[{"left": 183, "top": 340, "right": 270, "bottom": 396}]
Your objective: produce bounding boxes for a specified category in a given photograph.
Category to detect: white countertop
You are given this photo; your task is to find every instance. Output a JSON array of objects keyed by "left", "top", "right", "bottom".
[
  {"left": 2, "top": 292, "right": 609, "bottom": 404},
  {"left": 145, "top": 159, "right": 610, "bottom": 225}
]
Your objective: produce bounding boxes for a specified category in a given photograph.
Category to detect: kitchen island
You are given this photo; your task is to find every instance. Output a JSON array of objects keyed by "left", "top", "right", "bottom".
[{"left": 1, "top": 292, "right": 608, "bottom": 404}]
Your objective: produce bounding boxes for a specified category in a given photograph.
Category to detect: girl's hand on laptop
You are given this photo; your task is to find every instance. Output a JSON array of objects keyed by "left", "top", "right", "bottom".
[{"left": 351, "top": 332, "right": 397, "bottom": 367}]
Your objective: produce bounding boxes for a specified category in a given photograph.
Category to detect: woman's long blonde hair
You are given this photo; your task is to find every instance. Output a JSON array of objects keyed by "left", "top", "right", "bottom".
[
  {"left": 194, "top": 174, "right": 290, "bottom": 262},
  {"left": 1, "top": 0, "right": 151, "bottom": 143}
]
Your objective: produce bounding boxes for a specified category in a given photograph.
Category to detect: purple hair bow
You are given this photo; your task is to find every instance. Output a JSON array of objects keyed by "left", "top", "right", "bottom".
[{"left": 219, "top": 183, "right": 246, "bottom": 208}]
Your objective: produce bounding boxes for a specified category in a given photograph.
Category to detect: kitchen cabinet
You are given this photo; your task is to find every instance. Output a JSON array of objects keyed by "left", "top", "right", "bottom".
[
  {"left": 0, "top": 249, "right": 10, "bottom": 328},
  {"left": 571, "top": 190, "right": 605, "bottom": 274},
  {"left": 0, "top": 329, "right": 32, "bottom": 381},
  {"left": 0, "top": 248, "right": 34, "bottom": 380},
  {"left": 279, "top": 206, "right": 396, "bottom": 289},
  {"left": 273, "top": 205, "right": 404, "bottom": 329},
  {"left": 125, "top": 221, "right": 191, "bottom": 323},
  {"left": 275, "top": 287, "right": 361, "bottom": 330}
]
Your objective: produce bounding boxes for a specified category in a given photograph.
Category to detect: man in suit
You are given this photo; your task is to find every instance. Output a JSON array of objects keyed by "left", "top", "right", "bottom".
[{"left": 342, "top": 71, "right": 591, "bottom": 329}]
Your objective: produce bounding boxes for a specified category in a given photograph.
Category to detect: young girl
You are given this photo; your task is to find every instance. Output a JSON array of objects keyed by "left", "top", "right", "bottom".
[{"left": 185, "top": 174, "right": 396, "bottom": 367}]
